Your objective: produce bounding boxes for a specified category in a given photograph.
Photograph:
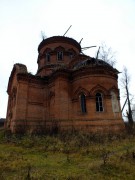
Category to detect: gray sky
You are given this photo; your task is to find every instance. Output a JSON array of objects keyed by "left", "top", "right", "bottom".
[{"left": 0, "top": 0, "right": 135, "bottom": 118}]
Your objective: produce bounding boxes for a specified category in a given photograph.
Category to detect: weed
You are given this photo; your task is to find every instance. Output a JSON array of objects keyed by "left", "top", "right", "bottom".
[{"left": 0, "top": 130, "right": 135, "bottom": 179}]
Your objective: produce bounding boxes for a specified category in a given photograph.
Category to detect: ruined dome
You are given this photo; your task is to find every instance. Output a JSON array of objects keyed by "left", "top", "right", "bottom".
[
  {"left": 73, "top": 57, "right": 119, "bottom": 73},
  {"left": 38, "top": 36, "right": 81, "bottom": 52}
]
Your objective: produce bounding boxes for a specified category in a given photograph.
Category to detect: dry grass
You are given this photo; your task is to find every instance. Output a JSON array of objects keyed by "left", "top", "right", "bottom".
[{"left": 0, "top": 129, "right": 135, "bottom": 179}]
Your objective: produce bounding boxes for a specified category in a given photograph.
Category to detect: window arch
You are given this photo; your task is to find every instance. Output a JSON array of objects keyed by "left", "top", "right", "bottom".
[
  {"left": 55, "top": 46, "right": 64, "bottom": 61},
  {"left": 45, "top": 53, "right": 50, "bottom": 62},
  {"left": 80, "top": 93, "right": 87, "bottom": 113},
  {"left": 69, "top": 52, "right": 73, "bottom": 59},
  {"left": 57, "top": 51, "right": 63, "bottom": 60},
  {"left": 68, "top": 49, "right": 76, "bottom": 59},
  {"left": 96, "top": 93, "right": 103, "bottom": 112},
  {"left": 44, "top": 48, "right": 51, "bottom": 63}
]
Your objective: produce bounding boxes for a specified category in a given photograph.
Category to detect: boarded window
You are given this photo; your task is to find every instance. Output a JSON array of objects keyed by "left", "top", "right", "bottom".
[{"left": 111, "top": 91, "right": 119, "bottom": 112}]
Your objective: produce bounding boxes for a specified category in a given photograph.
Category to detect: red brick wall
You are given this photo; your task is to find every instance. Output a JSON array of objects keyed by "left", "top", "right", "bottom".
[{"left": 5, "top": 37, "right": 124, "bottom": 133}]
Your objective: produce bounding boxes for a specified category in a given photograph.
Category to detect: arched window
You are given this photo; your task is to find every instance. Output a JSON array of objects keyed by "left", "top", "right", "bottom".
[
  {"left": 80, "top": 93, "right": 86, "bottom": 113},
  {"left": 68, "top": 49, "right": 76, "bottom": 59},
  {"left": 45, "top": 53, "right": 50, "bottom": 62},
  {"left": 69, "top": 52, "right": 73, "bottom": 59},
  {"left": 57, "top": 51, "right": 63, "bottom": 60},
  {"left": 69, "top": 51, "right": 75, "bottom": 59},
  {"left": 96, "top": 93, "right": 103, "bottom": 112}
]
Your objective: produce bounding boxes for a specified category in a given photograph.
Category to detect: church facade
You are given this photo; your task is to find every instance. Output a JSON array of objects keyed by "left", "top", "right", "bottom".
[{"left": 5, "top": 36, "right": 124, "bottom": 133}]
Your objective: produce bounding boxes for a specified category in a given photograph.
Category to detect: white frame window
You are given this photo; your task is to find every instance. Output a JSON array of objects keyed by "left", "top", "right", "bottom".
[{"left": 96, "top": 93, "right": 104, "bottom": 112}]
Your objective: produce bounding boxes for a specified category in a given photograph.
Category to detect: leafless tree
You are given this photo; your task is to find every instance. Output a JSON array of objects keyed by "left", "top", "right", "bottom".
[
  {"left": 41, "top": 31, "right": 47, "bottom": 40},
  {"left": 121, "top": 67, "right": 134, "bottom": 129},
  {"left": 97, "top": 42, "right": 116, "bottom": 67},
  {"left": 132, "top": 104, "right": 135, "bottom": 121}
]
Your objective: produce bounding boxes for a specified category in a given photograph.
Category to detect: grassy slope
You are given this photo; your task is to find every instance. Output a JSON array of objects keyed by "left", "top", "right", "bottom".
[{"left": 0, "top": 130, "right": 135, "bottom": 179}]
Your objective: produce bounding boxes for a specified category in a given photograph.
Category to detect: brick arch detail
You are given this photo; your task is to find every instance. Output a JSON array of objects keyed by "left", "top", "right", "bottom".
[
  {"left": 73, "top": 86, "right": 89, "bottom": 99},
  {"left": 90, "top": 84, "right": 109, "bottom": 96},
  {"left": 68, "top": 48, "right": 76, "bottom": 53},
  {"left": 43, "top": 48, "right": 52, "bottom": 54},
  {"left": 109, "top": 85, "right": 119, "bottom": 95},
  {"left": 54, "top": 46, "right": 65, "bottom": 52}
]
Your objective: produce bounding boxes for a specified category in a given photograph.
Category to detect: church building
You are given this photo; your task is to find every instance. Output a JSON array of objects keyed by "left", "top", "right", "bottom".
[{"left": 5, "top": 36, "right": 124, "bottom": 133}]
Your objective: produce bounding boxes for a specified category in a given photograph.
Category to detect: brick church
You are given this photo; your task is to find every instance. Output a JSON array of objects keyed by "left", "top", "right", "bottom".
[{"left": 5, "top": 36, "right": 124, "bottom": 133}]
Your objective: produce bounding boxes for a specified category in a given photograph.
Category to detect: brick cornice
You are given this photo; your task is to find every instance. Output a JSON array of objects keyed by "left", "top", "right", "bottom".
[
  {"left": 38, "top": 36, "right": 81, "bottom": 52},
  {"left": 72, "top": 66, "right": 118, "bottom": 79},
  {"left": 49, "top": 69, "right": 71, "bottom": 82},
  {"left": 17, "top": 73, "right": 48, "bottom": 85}
]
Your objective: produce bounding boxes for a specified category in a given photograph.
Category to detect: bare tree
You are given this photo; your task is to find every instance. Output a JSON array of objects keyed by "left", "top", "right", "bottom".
[
  {"left": 40, "top": 31, "right": 47, "bottom": 40},
  {"left": 97, "top": 42, "right": 116, "bottom": 67},
  {"left": 121, "top": 67, "right": 134, "bottom": 130},
  {"left": 132, "top": 104, "right": 135, "bottom": 121}
]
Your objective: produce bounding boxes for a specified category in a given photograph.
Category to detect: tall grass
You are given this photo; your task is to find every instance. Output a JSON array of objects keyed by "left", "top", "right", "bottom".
[{"left": 0, "top": 129, "right": 135, "bottom": 179}]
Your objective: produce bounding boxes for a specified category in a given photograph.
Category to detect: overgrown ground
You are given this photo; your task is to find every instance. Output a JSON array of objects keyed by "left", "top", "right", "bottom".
[{"left": 0, "top": 129, "right": 135, "bottom": 179}]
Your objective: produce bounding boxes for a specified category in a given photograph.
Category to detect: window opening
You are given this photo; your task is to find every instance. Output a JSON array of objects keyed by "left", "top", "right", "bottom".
[
  {"left": 96, "top": 93, "right": 103, "bottom": 112},
  {"left": 57, "top": 51, "right": 63, "bottom": 60},
  {"left": 46, "top": 53, "right": 50, "bottom": 62},
  {"left": 69, "top": 52, "right": 73, "bottom": 59},
  {"left": 80, "top": 93, "right": 87, "bottom": 113}
]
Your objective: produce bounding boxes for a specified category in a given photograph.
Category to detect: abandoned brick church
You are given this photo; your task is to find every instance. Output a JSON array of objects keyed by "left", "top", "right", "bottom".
[{"left": 5, "top": 36, "right": 124, "bottom": 133}]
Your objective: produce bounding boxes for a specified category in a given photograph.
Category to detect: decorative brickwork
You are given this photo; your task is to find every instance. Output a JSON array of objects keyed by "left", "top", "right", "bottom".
[{"left": 5, "top": 36, "right": 124, "bottom": 133}]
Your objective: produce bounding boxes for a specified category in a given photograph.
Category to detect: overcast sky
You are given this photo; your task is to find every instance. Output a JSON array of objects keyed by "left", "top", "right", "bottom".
[{"left": 0, "top": 0, "right": 135, "bottom": 118}]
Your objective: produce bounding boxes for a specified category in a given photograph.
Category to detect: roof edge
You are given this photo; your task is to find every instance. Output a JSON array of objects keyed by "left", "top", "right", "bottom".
[{"left": 38, "top": 36, "right": 81, "bottom": 52}]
